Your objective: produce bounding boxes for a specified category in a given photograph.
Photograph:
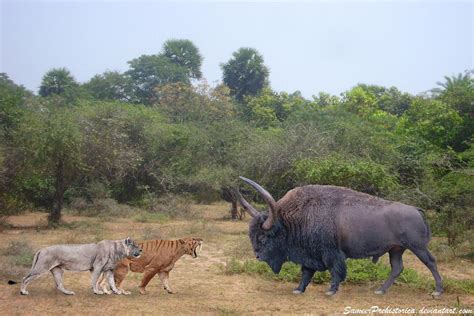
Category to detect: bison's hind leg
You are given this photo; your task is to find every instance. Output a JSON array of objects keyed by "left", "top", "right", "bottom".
[
  {"left": 410, "top": 247, "right": 443, "bottom": 297},
  {"left": 325, "top": 251, "right": 347, "bottom": 296},
  {"left": 375, "top": 247, "right": 405, "bottom": 295}
]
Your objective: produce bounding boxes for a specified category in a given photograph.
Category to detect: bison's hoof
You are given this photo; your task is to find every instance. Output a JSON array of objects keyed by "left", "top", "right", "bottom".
[
  {"left": 374, "top": 289, "right": 386, "bottom": 295},
  {"left": 325, "top": 290, "right": 337, "bottom": 296},
  {"left": 292, "top": 289, "right": 304, "bottom": 295},
  {"left": 431, "top": 291, "right": 443, "bottom": 298}
]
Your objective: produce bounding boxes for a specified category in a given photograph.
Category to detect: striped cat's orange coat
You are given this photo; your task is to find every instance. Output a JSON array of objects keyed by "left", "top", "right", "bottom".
[{"left": 101, "top": 237, "right": 203, "bottom": 295}]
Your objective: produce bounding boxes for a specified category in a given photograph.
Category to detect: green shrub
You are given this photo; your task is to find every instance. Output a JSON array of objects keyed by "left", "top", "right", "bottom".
[
  {"left": 223, "top": 258, "right": 473, "bottom": 294},
  {"left": 132, "top": 212, "right": 168, "bottom": 223},
  {"left": 4, "top": 240, "right": 35, "bottom": 267},
  {"left": 293, "top": 154, "right": 399, "bottom": 196}
]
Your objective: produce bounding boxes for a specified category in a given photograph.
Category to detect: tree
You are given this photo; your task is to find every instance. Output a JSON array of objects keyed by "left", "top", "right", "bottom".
[
  {"left": 126, "top": 55, "right": 189, "bottom": 104},
  {"left": 14, "top": 104, "right": 84, "bottom": 224},
  {"left": 221, "top": 47, "right": 269, "bottom": 101},
  {"left": 433, "top": 70, "right": 474, "bottom": 151},
  {"left": 242, "top": 89, "right": 310, "bottom": 128},
  {"left": 0, "top": 73, "right": 31, "bottom": 138},
  {"left": 434, "top": 70, "right": 473, "bottom": 118},
  {"left": 83, "top": 71, "right": 135, "bottom": 103},
  {"left": 154, "top": 81, "right": 235, "bottom": 123},
  {"left": 162, "top": 39, "right": 203, "bottom": 80},
  {"left": 397, "top": 98, "right": 463, "bottom": 149},
  {"left": 39, "top": 68, "right": 79, "bottom": 98}
]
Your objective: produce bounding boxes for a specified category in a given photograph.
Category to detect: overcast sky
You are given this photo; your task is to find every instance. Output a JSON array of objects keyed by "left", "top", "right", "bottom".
[{"left": 1, "top": 0, "right": 472, "bottom": 98}]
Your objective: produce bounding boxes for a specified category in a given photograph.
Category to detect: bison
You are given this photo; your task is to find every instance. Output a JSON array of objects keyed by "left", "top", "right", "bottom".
[{"left": 237, "top": 177, "right": 443, "bottom": 297}]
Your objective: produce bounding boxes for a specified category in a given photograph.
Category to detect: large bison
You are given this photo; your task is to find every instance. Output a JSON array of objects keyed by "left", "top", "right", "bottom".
[{"left": 237, "top": 177, "right": 443, "bottom": 297}]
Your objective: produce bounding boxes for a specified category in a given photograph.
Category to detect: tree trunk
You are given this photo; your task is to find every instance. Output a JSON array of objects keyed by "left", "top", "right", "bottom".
[
  {"left": 49, "top": 158, "right": 65, "bottom": 225},
  {"left": 231, "top": 200, "right": 239, "bottom": 220},
  {"left": 221, "top": 186, "right": 242, "bottom": 221}
]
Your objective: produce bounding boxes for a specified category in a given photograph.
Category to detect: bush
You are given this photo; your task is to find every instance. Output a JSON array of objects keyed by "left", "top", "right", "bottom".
[
  {"left": 293, "top": 154, "right": 399, "bottom": 196},
  {"left": 3, "top": 240, "right": 35, "bottom": 267},
  {"left": 135, "top": 193, "right": 194, "bottom": 219},
  {"left": 222, "top": 258, "right": 474, "bottom": 294}
]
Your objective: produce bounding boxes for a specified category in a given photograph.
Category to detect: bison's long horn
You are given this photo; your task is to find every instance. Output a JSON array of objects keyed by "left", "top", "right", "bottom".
[
  {"left": 239, "top": 176, "right": 278, "bottom": 230},
  {"left": 236, "top": 190, "right": 259, "bottom": 217}
]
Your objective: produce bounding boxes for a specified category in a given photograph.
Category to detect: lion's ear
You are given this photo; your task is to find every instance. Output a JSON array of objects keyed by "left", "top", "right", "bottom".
[{"left": 178, "top": 239, "right": 185, "bottom": 245}]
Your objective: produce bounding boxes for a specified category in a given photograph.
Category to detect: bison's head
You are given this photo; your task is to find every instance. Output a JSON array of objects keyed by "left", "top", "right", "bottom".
[{"left": 239, "top": 177, "right": 288, "bottom": 274}]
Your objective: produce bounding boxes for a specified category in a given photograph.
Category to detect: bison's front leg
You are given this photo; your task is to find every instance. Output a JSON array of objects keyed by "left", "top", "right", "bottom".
[
  {"left": 293, "top": 266, "right": 315, "bottom": 294},
  {"left": 326, "top": 253, "right": 347, "bottom": 296}
]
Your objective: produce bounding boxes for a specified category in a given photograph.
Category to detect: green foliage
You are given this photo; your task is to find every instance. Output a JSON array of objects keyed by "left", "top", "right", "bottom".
[
  {"left": 38, "top": 68, "right": 82, "bottom": 102},
  {"left": 11, "top": 101, "right": 85, "bottom": 222},
  {"left": 0, "top": 45, "right": 471, "bottom": 250},
  {"left": 243, "top": 89, "right": 312, "bottom": 128},
  {"left": 223, "top": 258, "right": 474, "bottom": 294},
  {"left": 3, "top": 240, "right": 35, "bottom": 267},
  {"left": 83, "top": 71, "right": 135, "bottom": 103},
  {"left": 126, "top": 54, "right": 189, "bottom": 104},
  {"left": 397, "top": 98, "right": 463, "bottom": 149},
  {"left": 221, "top": 47, "right": 269, "bottom": 101},
  {"left": 162, "top": 39, "right": 203, "bottom": 80},
  {"left": 434, "top": 70, "right": 474, "bottom": 118},
  {"left": 428, "top": 171, "right": 474, "bottom": 246},
  {"left": 0, "top": 73, "right": 31, "bottom": 138},
  {"left": 293, "top": 154, "right": 399, "bottom": 196},
  {"left": 154, "top": 82, "right": 236, "bottom": 123}
]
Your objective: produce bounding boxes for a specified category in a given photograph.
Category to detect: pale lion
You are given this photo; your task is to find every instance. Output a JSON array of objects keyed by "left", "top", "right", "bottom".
[{"left": 12, "top": 237, "right": 142, "bottom": 295}]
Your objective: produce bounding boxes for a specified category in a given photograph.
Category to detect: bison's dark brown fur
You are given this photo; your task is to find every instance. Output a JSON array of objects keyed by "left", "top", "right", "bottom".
[{"left": 238, "top": 177, "right": 443, "bottom": 297}]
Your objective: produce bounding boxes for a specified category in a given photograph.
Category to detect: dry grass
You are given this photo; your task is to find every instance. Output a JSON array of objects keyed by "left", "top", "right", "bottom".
[{"left": 1, "top": 202, "right": 473, "bottom": 315}]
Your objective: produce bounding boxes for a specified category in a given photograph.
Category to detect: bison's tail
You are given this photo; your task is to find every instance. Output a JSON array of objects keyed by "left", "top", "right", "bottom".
[
  {"left": 417, "top": 208, "right": 431, "bottom": 241},
  {"left": 8, "top": 280, "right": 17, "bottom": 285}
]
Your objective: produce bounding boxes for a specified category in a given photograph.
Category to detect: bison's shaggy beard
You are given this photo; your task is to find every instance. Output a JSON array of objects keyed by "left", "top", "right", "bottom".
[{"left": 249, "top": 215, "right": 288, "bottom": 274}]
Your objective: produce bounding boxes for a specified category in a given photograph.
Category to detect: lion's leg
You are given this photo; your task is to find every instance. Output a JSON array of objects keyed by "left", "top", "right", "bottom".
[
  {"left": 91, "top": 267, "right": 105, "bottom": 295},
  {"left": 138, "top": 269, "right": 157, "bottom": 295},
  {"left": 51, "top": 267, "right": 75, "bottom": 295},
  {"left": 98, "top": 272, "right": 112, "bottom": 295},
  {"left": 20, "top": 271, "right": 44, "bottom": 295},
  {"left": 104, "top": 270, "right": 122, "bottom": 295},
  {"left": 20, "top": 251, "right": 49, "bottom": 295},
  {"left": 158, "top": 271, "right": 174, "bottom": 294},
  {"left": 114, "top": 263, "right": 130, "bottom": 295}
]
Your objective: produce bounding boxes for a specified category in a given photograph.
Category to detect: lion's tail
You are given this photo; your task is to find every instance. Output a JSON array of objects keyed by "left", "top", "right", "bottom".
[{"left": 8, "top": 250, "right": 42, "bottom": 285}]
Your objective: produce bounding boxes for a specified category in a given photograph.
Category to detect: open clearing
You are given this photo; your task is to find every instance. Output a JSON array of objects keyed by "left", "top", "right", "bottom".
[{"left": 0, "top": 203, "right": 472, "bottom": 315}]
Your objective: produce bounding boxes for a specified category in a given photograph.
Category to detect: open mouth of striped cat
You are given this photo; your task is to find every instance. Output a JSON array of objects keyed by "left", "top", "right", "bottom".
[{"left": 192, "top": 242, "right": 203, "bottom": 258}]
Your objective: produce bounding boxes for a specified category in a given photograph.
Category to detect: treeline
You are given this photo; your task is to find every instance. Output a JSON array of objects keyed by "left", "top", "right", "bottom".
[{"left": 0, "top": 39, "right": 472, "bottom": 247}]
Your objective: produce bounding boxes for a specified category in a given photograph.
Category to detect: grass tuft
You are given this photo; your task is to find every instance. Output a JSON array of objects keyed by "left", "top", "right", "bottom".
[
  {"left": 223, "top": 258, "right": 474, "bottom": 294},
  {"left": 3, "top": 240, "right": 35, "bottom": 267}
]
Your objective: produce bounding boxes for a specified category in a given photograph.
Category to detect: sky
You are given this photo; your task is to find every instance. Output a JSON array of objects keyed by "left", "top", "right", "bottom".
[{"left": 1, "top": 0, "right": 473, "bottom": 98}]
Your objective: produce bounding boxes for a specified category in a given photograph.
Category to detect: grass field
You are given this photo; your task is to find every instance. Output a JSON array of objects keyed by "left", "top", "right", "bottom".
[{"left": 1, "top": 203, "right": 473, "bottom": 315}]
